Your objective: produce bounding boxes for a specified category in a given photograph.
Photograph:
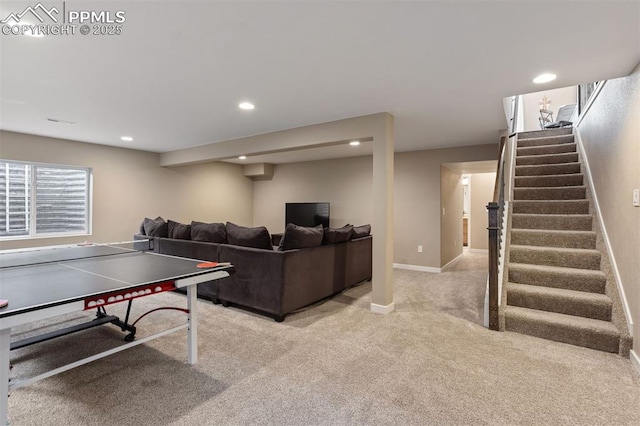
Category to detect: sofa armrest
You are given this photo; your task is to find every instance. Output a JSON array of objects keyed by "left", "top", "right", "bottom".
[
  {"left": 217, "top": 244, "right": 286, "bottom": 315},
  {"left": 280, "top": 244, "right": 337, "bottom": 314},
  {"left": 133, "top": 234, "right": 155, "bottom": 251},
  {"left": 345, "top": 236, "right": 372, "bottom": 286}
]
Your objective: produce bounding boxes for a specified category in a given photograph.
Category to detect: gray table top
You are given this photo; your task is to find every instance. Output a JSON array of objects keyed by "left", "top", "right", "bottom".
[{"left": 0, "top": 246, "right": 230, "bottom": 318}]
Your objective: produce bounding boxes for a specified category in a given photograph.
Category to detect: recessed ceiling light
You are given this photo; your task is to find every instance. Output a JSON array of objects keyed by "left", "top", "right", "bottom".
[
  {"left": 349, "top": 141, "right": 360, "bottom": 146},
  {"left": 533, "top": 73, "right": 557, "bottom": 84},
  {"left": 239, "top": 102, "right": 255, "bottom": 110},
  {"left": 121, "top": 136, "right": 134, "bottom": 142},
  {"left": 238, "top": 155, "right": 247, "bottom": 160}
]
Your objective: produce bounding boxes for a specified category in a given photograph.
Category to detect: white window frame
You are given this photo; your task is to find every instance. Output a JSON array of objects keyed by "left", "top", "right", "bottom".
[{"left": 0, "top": 160, "right": 93, "bottom": 240}]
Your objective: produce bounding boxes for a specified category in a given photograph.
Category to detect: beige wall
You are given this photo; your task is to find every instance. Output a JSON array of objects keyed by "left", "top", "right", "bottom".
[
  {"left": 576, "top": 68, "right": 640, "bottom": 353},
  {"left": 394, "top": 144, "right": 498, "bottom": 268},
  {"left": 0, "top": 131, "right": 253, "bottom": 249},
  {"left": 469, "top": 172, "right": 496, "bottom": 250},
  {"left": 1, "top": 130, "right": 499, "bottom": 269},
  {"left": 253, "top": 143, "right": 498, "bottom": 268},
  {"left": 522, "top": 86, "right": 577, "bottom": 132},
  {"left": 440, "top": 166, "right": 463, "bottom": 266},
  {"left": 253, "top": 156, "right": 374, "bottom": 233}
]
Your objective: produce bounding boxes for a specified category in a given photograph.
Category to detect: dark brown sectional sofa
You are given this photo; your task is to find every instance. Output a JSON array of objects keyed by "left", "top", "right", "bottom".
[{"left": 134, "top": 227, "right": 371, "bottom": 322}]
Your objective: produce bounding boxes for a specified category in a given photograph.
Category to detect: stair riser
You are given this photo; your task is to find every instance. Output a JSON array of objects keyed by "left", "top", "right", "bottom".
[
  {"left": 508, "top": 267, "right": 606, "bottom": 294},
  {"left": 510, "top": 248, "right": 601, "bottom": 270},
  {"left": 515, "top": 174, "right": 583, "bottom": 188},
  {"left": 514, "top": 187, "right": 586, "bottom": 200},
  {"left": 515, "top": 163, "right": 581, "bottom": 176},
  {"left": 512, "top": 215, "right": 592, "bottom": 231},
  {"left": 517, "top": 143, "right": 577, "bottom": 157},
  {"left": 507, "top": 290, "right": 611, "bottom": 321},
  {"left": 512, "top": 201, "right": 589, "bottom": 215},
  {"left": 517, "top": 128, "right": 573, "bottom": 140},
  {"left": 516, "top": 153, "right": 578, "bottom": 166},
  {"left": 517, "top": 134, "right": 575, "bottom": 148},
  {"left": 505, "top": 315, "right": 620, "bottom": 353},
  {"left": 510, "top": 231, "right": 596, "bottom": 249}
]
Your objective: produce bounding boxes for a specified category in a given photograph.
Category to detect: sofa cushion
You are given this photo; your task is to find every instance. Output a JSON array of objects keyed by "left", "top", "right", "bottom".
[
  {"left": 167, "top": 220, "right": 191, "bottom": 240},
  {"left": 191, "top": 221, "right": 227, "bottom": 243},
  {"left": 226, "top": 222, "right": 273, "bottom": 250},
  {"left": 322, "top": 225, "right": 353, "bottom": 244},
  {"left": 352, "top": 224, "right": 371, "bottom": 239},
  {"left": 279, "top": 223, "right": 324, "bottom": 251},
  {"left": 143, "top": 217, "right": 168, "bottom": 238}
]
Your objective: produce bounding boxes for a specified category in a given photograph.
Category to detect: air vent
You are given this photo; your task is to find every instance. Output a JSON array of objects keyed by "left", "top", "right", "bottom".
[{"left": 47, "top": 118, "right": 75, "bottom": 124}]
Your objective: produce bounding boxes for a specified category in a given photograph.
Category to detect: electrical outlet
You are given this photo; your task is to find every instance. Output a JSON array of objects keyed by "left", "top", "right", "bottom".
[
  {"left": 634, "top": 189, "right": 640, "bottom": 207},
  {"left": 418, "top": 245, "right": 423, "bottom": 253},
  {"left": 442, "top": 207, "right": 445, "bottom": 215}
]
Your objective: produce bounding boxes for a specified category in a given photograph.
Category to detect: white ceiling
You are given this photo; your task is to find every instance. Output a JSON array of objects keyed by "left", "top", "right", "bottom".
[{"left": 1, "top": 1, "right": 638, "bottom": 163}]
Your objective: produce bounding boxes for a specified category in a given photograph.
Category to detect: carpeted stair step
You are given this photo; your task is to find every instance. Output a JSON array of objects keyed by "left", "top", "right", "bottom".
[
  {"left": 516, "top": 152, "right": 579, "bottom": 166},
  {"left": 517, "top": 128, "right": 573, "bottom": 140},
  {"left": 509, "top": 245, "right": 601, "bottom": 270},
  {"left": 504, "top": 306, "right": 620, "bottom": 353},
  {"left": 511, "top": 214, "right": 592, "bottom": 231},
  {"left": 512, "top": 200, "right": 589, "bottom": 215},
  {"left": 517, "top": 143, "right": 577, "bottom": 157},
  {"left": 510, "top": 229, "right": 596, "bottom": 249},
  {"left": 515, "top": 162, "right": 581, "bottom": 176},
  {"left": 515, "top": 173, "right": 583, "bottom": 188},
  {"left": 514, "top": 186, "right": 586, "bottom": 200},
  {"left": 508, "top": 263, "right": 606, "bottom": 293},
  {"left": 506, "top": 282, "right": 612, "bottom": 321},
  {"left": 516, "top": 134, "right": 574, "bottom": 148}
]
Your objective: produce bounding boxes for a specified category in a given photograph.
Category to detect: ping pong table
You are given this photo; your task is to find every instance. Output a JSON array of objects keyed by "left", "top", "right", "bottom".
[{"left": 0, "top": 242, "right": 234, "bottom": 425}]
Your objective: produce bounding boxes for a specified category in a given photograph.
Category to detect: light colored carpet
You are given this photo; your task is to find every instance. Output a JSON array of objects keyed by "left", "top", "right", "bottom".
[{"left": 7, "top": 252, "right": 640, "bottom": 425}]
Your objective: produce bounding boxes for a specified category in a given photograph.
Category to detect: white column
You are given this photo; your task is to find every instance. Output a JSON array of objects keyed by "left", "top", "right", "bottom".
[{"left": 371, "top": 113, "right": 395, "bottom": 314}]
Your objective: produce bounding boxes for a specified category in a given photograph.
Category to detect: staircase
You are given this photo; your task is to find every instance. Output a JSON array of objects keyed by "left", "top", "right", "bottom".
[{"left": 503, "top": 128, "right": 631, "bottom": 355}]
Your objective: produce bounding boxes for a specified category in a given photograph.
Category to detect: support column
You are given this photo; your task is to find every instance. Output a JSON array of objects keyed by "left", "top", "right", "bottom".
[{"left": 371, "top": 113, "right": 395, "bottom": 314}]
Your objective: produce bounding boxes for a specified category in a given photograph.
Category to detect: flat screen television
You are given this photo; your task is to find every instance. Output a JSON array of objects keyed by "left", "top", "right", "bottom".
[{"left": 285, "top": 202, "right": 330, "bottom": 228}]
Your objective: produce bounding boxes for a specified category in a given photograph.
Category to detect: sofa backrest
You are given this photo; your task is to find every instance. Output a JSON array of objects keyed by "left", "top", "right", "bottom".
[{"left": 156, "top": 237, "right": 220, "bottom": 262}]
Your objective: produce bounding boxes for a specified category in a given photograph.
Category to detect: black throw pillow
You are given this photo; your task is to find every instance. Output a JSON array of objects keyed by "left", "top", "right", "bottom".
[
  {"left": 279, "top": 223, "right": 324, "bottom": 251},
  {"left": 168, "top": 220, "right": 191, "bottom": 240},
  {"left": 323, "top": 225, "right": 353, "bottom": 244},
  {"left": 226, "top": 222, "right": 273, "bottom": 250},
  {"left": 191, "top": 221, "right": 227, "bottom": 243},
  {"left": 143, "top": 217, "right": 168, "bottom": 238},
  {"left": 351, "top": 224, "right": 371, "bottom": 239}
]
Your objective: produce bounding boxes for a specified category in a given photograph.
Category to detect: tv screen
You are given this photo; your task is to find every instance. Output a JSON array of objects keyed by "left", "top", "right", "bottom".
[{"left": 285, "top": 202, "right": 330, "bottom": 228}]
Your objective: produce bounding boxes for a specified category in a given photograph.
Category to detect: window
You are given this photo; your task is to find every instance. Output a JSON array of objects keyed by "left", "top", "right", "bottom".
[{"left": 0, "top": 160, "right": 91, "bottom": 238}]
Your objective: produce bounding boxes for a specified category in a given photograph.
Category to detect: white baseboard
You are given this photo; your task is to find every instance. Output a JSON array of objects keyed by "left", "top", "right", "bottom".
[
  {"left": 393, "top": 263, "right": 441, "bottom": 273},
  {"left": 574, "top": 129, "right": 634, "bottom": 337},
  {"left": 630, "top": 350, "right": 640, "bottom": 376},
  {"left": 469, "top": 248, "right": 489, "bottom": 254},
  {"left": 441, "top": 252, "right": 464, "bottom": 272},
  {"left": 371, "top": 302, "right": 395, "bottom": 315}
]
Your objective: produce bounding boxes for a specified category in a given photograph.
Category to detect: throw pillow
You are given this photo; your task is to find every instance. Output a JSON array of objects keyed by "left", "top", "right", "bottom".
[
  {"left": 191, "top": 221, "right": 227, "bottom": 243},
  {"left": 279, "top": 223, "right": 324, "bottom": 251},
  {"left": 322, "top": 225, "right": 353, "bottom": 244},
  {"left": 143, "top": 217, "right": 168, "bottom": 238},
  {"left": 167, "top": 220, "right": 191, "bottom": 240},
  {"left": 226, "top": 222, "right": 273, "bottom": 250},
  {"left": 351, "top": 224, "right": 371, "bottom": 239}
]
